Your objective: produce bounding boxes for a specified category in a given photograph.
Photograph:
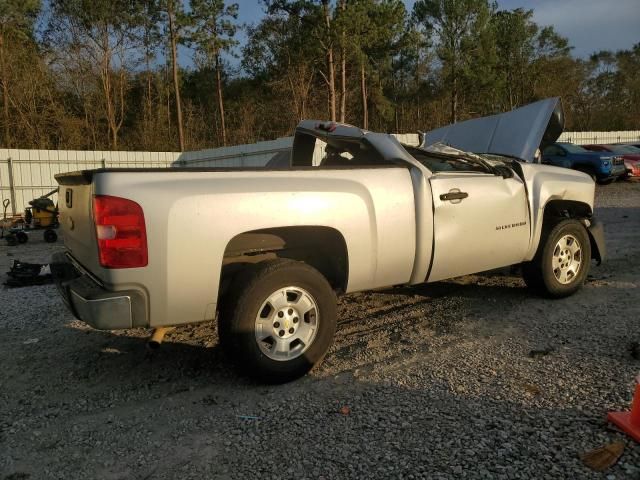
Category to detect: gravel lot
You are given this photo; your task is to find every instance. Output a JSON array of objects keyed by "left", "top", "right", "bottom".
[{"left": 1, "top": 180, "right": 639, "bottom": 480}]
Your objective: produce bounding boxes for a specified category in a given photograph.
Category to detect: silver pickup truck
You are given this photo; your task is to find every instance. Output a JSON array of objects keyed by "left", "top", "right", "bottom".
[{"left": 52, "top": 98, "right": 605, "bottom": 383}]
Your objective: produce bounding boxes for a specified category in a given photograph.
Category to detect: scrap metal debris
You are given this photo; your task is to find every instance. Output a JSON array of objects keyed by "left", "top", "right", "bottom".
[
  {"left": 4, "top": 260, "right": 53, "bottom": 287},
  {"left": 581, "top": 441, "right": 625, "bottom": 472},
  {"left": 528, "top": 347, "right": 555, "bottom": 359}
]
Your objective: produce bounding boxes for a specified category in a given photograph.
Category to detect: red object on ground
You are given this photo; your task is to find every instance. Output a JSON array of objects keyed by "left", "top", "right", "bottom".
[{"left": 608, "top": 375, "right": 640, "bottom": 442}]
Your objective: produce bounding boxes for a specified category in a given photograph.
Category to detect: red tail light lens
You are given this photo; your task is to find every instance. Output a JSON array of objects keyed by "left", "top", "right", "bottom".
[{"left": 93, "top": 195, "right": 148, "bottom": 268}]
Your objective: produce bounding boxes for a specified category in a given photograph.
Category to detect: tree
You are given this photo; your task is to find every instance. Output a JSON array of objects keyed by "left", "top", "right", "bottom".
[
  {"left": 244, "top": 2, "right": 326, "bottom": 133},
  {"left": 165, "top": 0, "right": 187, "bottom": 150},
  {"left": 48, "top": 0, "right": 143, "bottom": 149},
  {"left": 340, "top": 0, "right": 406, "bottom": 129},
  {"left": 337, "top": 0, "right": 347, "bottom": 122},
  {"left": 615, "top": 44, "right": 640, "bottom": 127},
  {"left": 1, "top": 0, "right": 638, "bottom": 151},
  {"left": 413, "top": 0, "right": 494, "bottom": 123},
  {"left": 0, "top": 0, "right": 40, "bottom": 147},
  {"left": 362, "top": 0, "right": 406, "bottom": 130},
  {"left": 189, "top": 0, "right": 238, "bottom": 146},
  {"left": 265, "top": 0, "right": 338, "bottom": 121},
  {"left": 137, "top": 0, "right": 163, "bottom": 134}
]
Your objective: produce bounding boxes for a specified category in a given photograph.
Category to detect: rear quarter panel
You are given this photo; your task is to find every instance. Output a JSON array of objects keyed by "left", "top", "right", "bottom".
[{"left": 93, "top": 168, "right": 416, "bottom": 327}]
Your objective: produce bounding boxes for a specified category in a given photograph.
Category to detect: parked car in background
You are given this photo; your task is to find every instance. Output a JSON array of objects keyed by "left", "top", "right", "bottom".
[
  {"left": 618, "top": 142, "right": 640, "bottom": 149},
  {"left": 541, "top": 142, "right": 626, "bottom": 184},
  {"left": 583, "top": 144, "right": 640, "bottom": 178}
]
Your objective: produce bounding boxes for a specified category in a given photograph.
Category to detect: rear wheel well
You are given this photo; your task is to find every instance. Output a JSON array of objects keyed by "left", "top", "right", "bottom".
[{"left": 218, "top": 226, "right": 348, "bottom": 304}]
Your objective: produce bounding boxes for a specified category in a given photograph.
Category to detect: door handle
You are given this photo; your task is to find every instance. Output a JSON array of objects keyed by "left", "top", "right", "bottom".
[{"left": 440, "top": 191, "right": 468, "bottom": 201}]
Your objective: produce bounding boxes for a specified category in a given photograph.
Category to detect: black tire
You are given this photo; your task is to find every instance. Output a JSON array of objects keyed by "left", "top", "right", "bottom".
[
  {"left": 522, "top": 219, "right": 591, "bottom": 298},
  {"left": 597, "top": 178, "right": 615, "bottom": 185},
  {"left": 220, "top": 259, "right": 337, "bottom": 383},
  {"left": 44, "top": 229, "right": 57, "bottom": 243},
  {"left": 16, "top": 231, "right": 28, "bottom": 244}
]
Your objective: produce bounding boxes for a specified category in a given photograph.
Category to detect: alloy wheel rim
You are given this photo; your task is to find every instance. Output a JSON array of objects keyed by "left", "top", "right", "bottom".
[
  {"left": 254, "top": 286, "right": 319, "bottom": 361},
  {"left": 551, "top": 234, "right": 582, "bottom": 284}
]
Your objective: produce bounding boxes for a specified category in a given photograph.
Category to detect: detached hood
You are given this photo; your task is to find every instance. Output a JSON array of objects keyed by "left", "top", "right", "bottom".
[{"left": 420, "top": 98, "right": 564, "bottom": 162}]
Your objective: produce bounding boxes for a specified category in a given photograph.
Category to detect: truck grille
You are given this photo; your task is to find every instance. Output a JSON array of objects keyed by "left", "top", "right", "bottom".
[{"left": 613, "top": 157, "right": 624, "bottom": 166}]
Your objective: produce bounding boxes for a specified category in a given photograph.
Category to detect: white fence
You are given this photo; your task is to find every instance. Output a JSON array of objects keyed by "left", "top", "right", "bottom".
[
  {"left": 558, "top": 131, "right": 640, "bottom": 145},
  {"left": 0, "top": 131, "right": 637, "bottom": 215},
  {"left": 0, "top": 139, "right": 293, "bottom": 215}
]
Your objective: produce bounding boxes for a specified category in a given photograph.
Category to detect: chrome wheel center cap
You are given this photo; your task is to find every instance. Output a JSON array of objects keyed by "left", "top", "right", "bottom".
[{"left": 273, "top": 307, "right": 300, "bottom": 339}]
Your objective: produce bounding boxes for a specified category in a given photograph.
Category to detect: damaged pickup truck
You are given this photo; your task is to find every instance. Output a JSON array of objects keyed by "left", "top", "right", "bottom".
[{"left": 52, "top": 97, "right": 605, "bottom": 383}]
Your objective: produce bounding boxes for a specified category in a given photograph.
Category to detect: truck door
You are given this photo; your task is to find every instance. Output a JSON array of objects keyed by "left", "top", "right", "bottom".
[{"left": 427, "top": 168, "right": 530, "bottom": 282}]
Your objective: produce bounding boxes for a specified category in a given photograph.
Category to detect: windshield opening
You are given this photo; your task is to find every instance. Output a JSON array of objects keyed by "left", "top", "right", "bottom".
[
  {"left": 607, "top": 144, "right": 640, "bottom": 154},
  {"left": 559, "top": 143, "right": 588, "bottom": 154},
  {"left": 406, "top": 146, "right": 492, "bottom": 173}
]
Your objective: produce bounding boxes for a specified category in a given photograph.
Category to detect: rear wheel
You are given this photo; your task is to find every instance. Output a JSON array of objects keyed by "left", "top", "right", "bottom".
[
  {"left": 221, "top": 259, "right": 337, "bottom": 383},
  {"left": 522, "top": 219, "right": 591, "bottom": 298},
  {"left": 16, "top": 231, "right": 28, "bottom": 244}
]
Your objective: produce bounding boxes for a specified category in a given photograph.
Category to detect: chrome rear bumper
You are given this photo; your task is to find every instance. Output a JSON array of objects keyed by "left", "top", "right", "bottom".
[{"left": 51, "top": 252, "right": 147, "bottom": 329}]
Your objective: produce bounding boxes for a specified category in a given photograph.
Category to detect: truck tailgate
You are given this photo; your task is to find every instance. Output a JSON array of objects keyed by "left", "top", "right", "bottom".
[{"left": 56, "top": 172, "right": 102, "bottom": 274}]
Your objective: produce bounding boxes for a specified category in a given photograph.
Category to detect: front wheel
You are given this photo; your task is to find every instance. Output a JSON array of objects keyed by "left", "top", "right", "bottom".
[
  {"left": 522, "top": 219, "right": 591, "bottom": 298},
  {"left": 221, "top": 259, "right": 337, "bottom": 383}
]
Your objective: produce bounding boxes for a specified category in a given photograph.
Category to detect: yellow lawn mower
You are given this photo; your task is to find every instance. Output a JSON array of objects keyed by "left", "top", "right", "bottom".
[{"left": 3, "top": 189, "right": 59, "bottom": 245}]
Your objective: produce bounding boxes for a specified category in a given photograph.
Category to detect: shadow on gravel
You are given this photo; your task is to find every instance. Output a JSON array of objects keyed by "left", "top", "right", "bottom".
[
  {"left": 380, "top": 273, "right": 530, "bottom": 301},
  {"left": 16, "top": 324, "right": 253, "bottom": 398}
]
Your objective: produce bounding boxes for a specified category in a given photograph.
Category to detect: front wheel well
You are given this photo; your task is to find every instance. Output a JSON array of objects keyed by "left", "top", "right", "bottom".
[
  {"left": 543, "top": 200, "right": 592, "bottom": 223},
  {"left": 541, "top": 200, "right": 601, "bottom": 262}
]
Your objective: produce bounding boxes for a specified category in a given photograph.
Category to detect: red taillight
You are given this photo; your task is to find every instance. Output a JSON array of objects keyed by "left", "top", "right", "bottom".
[{"left": 93, "top": 195, "right": 148, "bottom": 268}]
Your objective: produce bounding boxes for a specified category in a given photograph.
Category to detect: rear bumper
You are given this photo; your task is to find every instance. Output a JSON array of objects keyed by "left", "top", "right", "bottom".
[{"left": 51, "top": 252, "right": 147, "bottom": 330}]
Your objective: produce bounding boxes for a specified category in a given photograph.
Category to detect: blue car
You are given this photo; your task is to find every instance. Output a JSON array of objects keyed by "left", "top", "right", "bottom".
[{"left": 542, "top": 142, "right": 627, "bottom": 184}]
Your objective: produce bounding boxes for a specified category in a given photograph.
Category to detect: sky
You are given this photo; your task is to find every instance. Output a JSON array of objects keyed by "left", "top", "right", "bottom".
[{"left": 232, "top": 0, "right": 640, "bottom": 59}]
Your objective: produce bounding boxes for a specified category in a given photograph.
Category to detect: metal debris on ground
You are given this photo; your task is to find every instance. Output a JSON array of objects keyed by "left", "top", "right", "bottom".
[
  {"left": 528, "top": 347, "right": 555, "bottom": 358},
  {"left": 4, "top": 260, "right": 53, "bottom": 287},
  {"left": 581, "top": 441, "right": 625, "bottom": 471}
]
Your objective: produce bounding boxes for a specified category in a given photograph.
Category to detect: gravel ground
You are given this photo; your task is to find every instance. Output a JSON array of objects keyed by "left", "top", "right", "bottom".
[{"left": 1, "top": 180, "right": 639, "bottom": 480}]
